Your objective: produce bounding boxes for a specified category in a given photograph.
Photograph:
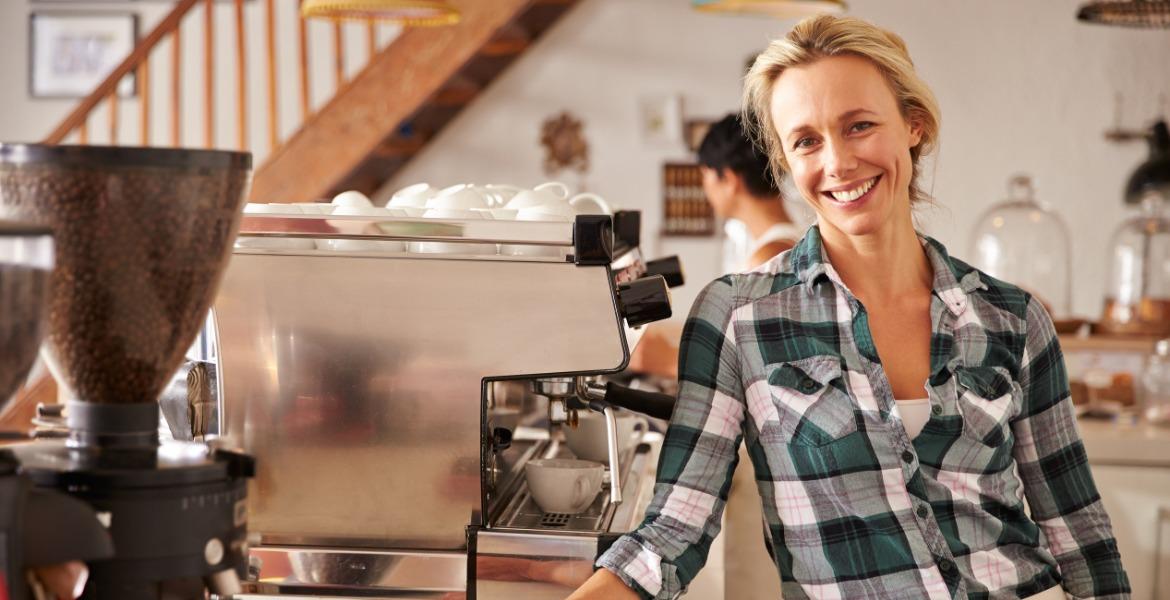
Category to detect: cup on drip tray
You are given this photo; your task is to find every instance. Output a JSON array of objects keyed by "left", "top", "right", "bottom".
[{"left": 524, "top": 458, "right": 604, "bottom": 515}]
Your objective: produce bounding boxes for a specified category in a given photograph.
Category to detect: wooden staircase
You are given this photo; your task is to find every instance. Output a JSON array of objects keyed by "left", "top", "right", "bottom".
[
  {"left": 254, "top": 0, "right": 581, "bottom": 202},
  {"left": 9, "top": 0, "right": 582, "bottom": 434},
  {"left": 42, "top": 0, "right": 582, "bottom": 202}
]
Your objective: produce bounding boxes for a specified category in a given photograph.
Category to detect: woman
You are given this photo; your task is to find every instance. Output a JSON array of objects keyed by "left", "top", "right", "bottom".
[{"left": 570, "top": 15, "right": 1130, "bottom": 600}]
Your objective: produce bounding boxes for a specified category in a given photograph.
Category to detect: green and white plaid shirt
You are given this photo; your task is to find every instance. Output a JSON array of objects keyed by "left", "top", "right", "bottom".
[{"left": 597, "top": 226, "right": 1130, "bottom": 599}]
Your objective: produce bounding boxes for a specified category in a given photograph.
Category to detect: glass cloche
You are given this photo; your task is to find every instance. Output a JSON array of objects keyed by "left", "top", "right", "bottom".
[
  {"left": 1100, "top": 190, "right": 1170, "bottom": 336},
  {"left": 969, "top": 174, "right": 1072, "bottom": 316}
]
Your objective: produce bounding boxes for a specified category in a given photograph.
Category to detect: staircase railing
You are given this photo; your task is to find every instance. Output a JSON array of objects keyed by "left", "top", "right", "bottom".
[{"left": 43, "top": 0, "right": 388, "bottom": 159}]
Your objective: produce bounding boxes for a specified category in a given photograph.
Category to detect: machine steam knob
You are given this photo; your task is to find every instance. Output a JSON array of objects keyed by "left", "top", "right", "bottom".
[
  {"left": 617, "top": 275, "right": 672, "bottom": 328},
  {"left": 645, "top": 256, "right": 685, "bottom": 288},
  {"left": 491, "top": 427, "right": 513, "bottom": 452}
]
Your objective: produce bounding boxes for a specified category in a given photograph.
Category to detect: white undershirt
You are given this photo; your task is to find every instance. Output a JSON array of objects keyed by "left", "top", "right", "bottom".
[{"left": 898, "top": 399, "right": 931, "bottom": 439}]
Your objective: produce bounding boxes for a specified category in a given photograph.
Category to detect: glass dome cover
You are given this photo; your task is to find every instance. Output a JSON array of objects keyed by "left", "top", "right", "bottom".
[
  {"left": 969, "top": 174, "right": 1072, "bottom": 317},
  {"left": 1100, "top": 189, "right": 1170, "bottom": 336}
]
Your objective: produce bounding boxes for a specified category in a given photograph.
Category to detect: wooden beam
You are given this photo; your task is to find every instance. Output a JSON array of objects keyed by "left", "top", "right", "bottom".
[
  {"left": 250, "top": 0, "right": 534, "bottom": 203},
  {"left": 480, "top": 22, "right": 530, "bottom": 57}
]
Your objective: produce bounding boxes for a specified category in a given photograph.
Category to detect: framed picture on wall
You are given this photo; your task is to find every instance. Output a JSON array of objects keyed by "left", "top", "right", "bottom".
[{"left": 29, "top": 12, "right": 139, "bottom": 99}]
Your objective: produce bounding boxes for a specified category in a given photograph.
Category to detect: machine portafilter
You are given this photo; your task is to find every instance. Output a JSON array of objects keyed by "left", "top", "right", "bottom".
[
  {"left": 0, "top": 144, "right": 254, "bottom": 600},
  {"left": 534, "top": 374, "right": 676, "bottom": 508}
]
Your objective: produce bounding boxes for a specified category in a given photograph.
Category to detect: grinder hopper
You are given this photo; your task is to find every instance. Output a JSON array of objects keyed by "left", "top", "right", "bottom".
[{"left": 0, "top": 144, "right": 254, "bottom": 599}]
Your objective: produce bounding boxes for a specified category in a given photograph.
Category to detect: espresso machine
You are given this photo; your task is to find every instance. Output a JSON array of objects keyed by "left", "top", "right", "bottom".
[
  {"left": 206, "top": 207, "right": 679, "bottom": 598},
  {"left": 0, "top": 144, "right": 255, "bottom": 599}
]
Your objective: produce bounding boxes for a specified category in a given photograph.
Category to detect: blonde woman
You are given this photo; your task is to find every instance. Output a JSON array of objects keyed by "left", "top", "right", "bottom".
[{"left": 570, "top": 15, "right": 1130, "bottom": 600}]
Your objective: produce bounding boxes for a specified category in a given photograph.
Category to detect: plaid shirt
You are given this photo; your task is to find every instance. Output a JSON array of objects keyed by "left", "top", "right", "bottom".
[{"left": 597, "top": 226, "right": 1130, "bottom": 599}]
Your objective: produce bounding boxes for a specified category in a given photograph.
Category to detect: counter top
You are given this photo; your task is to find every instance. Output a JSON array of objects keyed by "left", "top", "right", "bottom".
[{"left": 1077, "top": 418, "right": 1170, "bottom": 468}]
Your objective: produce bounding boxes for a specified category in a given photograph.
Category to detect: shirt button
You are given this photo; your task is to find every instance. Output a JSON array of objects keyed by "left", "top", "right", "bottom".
[
  {"left": 901, "top": 450, "right": 915, "bottom": 464},
  {"left": 916, "top": 505, "right": 929, "bottom": 519},
  {"left": 800, "top": 380, "right": 818, "bottom": 393},
  {"left": 938, "top": 559, "right": 954, "bottom": 573},
  {"left": 931, "top": 404, "right": 942, "bottom": 416}
]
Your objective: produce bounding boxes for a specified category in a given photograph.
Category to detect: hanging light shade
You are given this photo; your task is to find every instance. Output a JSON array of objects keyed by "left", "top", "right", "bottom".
[
  {"left": 692, "top": 0, "right": 846, "bottom": 18},
  {"left": 1077, "top": 0, "right": 1170, "bottom": 28},
  {"left": 301, "top": 0, "right": 460, "bottom": 26}
]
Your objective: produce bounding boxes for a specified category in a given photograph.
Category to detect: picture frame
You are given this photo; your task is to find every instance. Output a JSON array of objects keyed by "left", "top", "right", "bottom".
[
  {"left": 637, "top": 94, "right": 684, "bottom": 147},
  {"left": 29, "top": 12, "right": 139, "bottom": 99}
]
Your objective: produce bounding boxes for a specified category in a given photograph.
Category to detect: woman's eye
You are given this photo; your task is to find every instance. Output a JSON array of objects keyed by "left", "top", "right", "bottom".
[
  {"left": 794, "top": 137, "right": 816, "bottom": 149},
  {"left": 850, "top": 121, "right": 874, "bottom": 133}
]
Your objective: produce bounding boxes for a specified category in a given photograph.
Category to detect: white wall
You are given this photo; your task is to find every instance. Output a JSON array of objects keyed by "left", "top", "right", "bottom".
[
  {"left": 3, "top": 0, "right": 1167, "bottom": 319},
  {"left": 0, "top": 0, "right": 401, "bottom": 163},
  {"left": 378, "top": 0, "right": 1170, "bottom": 321}
]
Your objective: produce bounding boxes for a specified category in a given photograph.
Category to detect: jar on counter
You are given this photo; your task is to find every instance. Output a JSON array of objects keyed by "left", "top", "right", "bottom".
[
  {"left": 1140, "top": 339, "right": 1170, "bottom": 426},
  {"left": 969, "top": 174, "right": 1072, "bottom": 316},
  {"left": 1100, "top": 190, "right": 1170, "bottom": 336}
]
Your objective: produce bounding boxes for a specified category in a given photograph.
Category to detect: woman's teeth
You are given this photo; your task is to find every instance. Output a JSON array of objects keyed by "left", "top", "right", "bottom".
[{"left": 828, "top": 177, "right": 877, "bottom": 202}]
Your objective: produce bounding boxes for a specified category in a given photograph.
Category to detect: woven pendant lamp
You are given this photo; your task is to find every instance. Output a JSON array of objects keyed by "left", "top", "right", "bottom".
[
  {"left": 301, "top": 0, "right": 460, "bottom": 25},
  {"left": 1077, "top": 0, "right": 1170, "bottom": 28},
  {"left": 692, "top": 0, "right": 846, "bottom": 18}
]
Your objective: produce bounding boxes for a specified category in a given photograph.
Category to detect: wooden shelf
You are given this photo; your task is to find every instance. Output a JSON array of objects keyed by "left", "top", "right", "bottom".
[{"left": 1059, "top": 333, "right": 1160, "bottom": 354}]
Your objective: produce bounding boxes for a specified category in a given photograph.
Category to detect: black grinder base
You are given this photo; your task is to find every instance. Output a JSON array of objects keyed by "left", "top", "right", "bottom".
[{"left": 13, "top": 401, "right": 253, "bottom": 600}]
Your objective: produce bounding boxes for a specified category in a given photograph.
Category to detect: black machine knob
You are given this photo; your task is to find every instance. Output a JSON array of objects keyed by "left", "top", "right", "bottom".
[
  {"left": 491, "top": 427, "right": 513, "bottom": 452},
  {"left": 644, "top": 256, "right": 685, "bottom": 288},
  {"left": 617, "top": 275, "right": 672, "bottom": 328}
]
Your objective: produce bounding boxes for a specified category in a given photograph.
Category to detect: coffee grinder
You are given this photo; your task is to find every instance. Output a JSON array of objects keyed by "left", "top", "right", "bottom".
[{"left": 0, "top": 144, "right": 254, "bottom": 599}]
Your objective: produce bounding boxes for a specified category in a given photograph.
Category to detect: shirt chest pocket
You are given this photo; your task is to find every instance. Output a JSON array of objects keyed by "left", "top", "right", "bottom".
[
  {"left": 761, "top": 355, "right": 858, "bottom": 447},
  {"left": 954, "top": 366, "right": 1019, "bottom": 447}
]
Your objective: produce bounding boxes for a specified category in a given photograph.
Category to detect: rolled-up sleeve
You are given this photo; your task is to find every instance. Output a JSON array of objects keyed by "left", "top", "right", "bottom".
[
  {"left": 595, "top": 275, "right": 746, "bottom": 599},
  {"left": 1011, "top": 297, "right": 1131, "bottom": 599}
]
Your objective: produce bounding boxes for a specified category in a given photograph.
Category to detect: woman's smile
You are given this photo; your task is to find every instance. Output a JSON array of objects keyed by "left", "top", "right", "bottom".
[{"left": 822, "top": 174, "right": 881, "bottom": 206}]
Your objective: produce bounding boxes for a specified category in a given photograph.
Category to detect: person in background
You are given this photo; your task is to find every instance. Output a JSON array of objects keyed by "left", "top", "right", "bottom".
[
  {"left": 627, "top": 114, "right": 802, "bottom": 380},
  {"left": 572, "top": 14, "right": 1129, "bottom": 600},
  {"left": 626, "top": 114, "right": 802, "bottom": 600},
  {"left": 700, "top": 113, "right": 803, "bottom": 274}
]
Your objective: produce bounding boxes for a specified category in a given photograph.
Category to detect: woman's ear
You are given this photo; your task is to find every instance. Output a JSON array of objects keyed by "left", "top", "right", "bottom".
[{"left": 907, "top": 116, "right": 924, "bottom": 149}]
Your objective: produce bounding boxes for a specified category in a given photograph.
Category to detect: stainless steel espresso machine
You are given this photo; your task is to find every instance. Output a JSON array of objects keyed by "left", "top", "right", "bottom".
[{"left": 206, "top": 208, "right": 680, "bottom": 598}]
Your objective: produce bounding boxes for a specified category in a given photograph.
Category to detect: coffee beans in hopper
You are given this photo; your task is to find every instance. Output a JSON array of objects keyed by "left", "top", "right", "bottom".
[{"left": 0, "top": 153, "right": 249, "bottom": 406}]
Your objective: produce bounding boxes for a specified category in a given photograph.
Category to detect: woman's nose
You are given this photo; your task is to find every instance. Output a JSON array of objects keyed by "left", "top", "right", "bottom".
[{"left": 822, "top": 138, "right": 858, "bottom": 179}]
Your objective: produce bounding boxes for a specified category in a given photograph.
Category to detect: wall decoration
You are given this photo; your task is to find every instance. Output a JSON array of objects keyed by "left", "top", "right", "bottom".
[
  {"left": 685, "top": 119, "right": 715, "bottom": 152},
  {"left": 539, "top": 111, "right": 590, "bottom": 177},
  {"left": 29, "top": 12, "right": 139, "bottom": 99},
  {"left": 662, "top": 162, "right": 716, "bottom": 236},
  {"left": 638, "top": 95, "right": 683, "bottom": 147}
]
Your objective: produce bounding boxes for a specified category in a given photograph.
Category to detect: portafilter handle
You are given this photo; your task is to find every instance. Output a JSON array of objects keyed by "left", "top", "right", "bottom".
[
  {"left": 582, "top": 381, "right": 676, "bottom": 421},
  {"left": 579, "top": 381, "right": 677, "bottom": 505}
]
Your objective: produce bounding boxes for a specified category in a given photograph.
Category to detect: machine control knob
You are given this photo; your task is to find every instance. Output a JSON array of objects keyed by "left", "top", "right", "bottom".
[
  {"left": 644, "top": 256, "right": 685, "bottom": 288},
  {"left": 491, "top": 427, "right": 513, "bottom": 452},
  {"left": 617, "top": 275, "right": 672, "bottom": 328}
]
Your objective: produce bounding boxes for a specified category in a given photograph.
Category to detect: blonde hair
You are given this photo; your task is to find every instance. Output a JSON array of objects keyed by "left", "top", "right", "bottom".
[{"left": 743, "top": 15, "right": 940, "bottom": 205}]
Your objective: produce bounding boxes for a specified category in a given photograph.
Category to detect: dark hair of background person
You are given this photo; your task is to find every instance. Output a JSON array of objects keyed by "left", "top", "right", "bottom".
[{"left": 697, "top": 114, "right": 782, "bottom": 198}]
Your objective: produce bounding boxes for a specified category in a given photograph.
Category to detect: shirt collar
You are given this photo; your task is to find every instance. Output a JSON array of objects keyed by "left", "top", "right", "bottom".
[{"left": 792, "top": 225, "right": 987, "bottom": 316}]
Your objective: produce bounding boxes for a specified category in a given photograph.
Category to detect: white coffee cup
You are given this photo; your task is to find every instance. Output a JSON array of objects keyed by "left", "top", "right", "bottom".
[
  {"left": 331, "top": 190, "right": 374, "bottom": 208},
  {"left": 326, "top": 206, "right": 404, "bottom": 252},
  {"left": 237, "top": 203, "right": 317, "bottom": 250},
  {"left": 388, "top": 184, "right": 434, "bottom": 215},
  {"left": 525, "top": 458, "right": 604, "bottom": 515},
  {"left": 427, "top": 186, "right": 490, "bottom": 210},
  {"left": 563, "top": 412, "right": 648, "bottom": 463},
  {"left": 409, "top": 208, "right": 497, "bottom": 255},
  {"left": 568, "top": 192, "right": 612, "bottom": 216}
]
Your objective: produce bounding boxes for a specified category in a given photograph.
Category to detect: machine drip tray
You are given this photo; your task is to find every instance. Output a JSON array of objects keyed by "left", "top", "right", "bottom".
[{"left": 494, "top": 437, "right": 655, "bottom": 534}]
